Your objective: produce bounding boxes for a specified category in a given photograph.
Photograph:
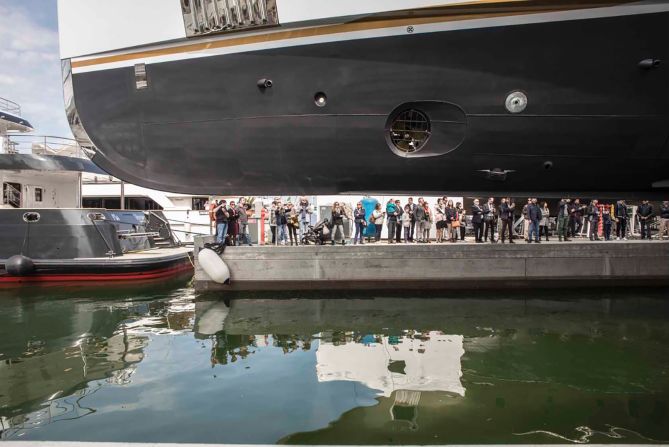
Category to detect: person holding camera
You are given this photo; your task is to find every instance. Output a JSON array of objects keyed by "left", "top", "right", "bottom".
[
  {"left": 353, "top": 201, "right": 367, "bottom": 244},
  {"left": 483, "top": 197, "right": 497, "bottom": 243},
  {"left": 331, "top": 202, "right": 347, "bottom": 245},
  {"left": 214, "top": 199, "right": 229, "bottom": 244},
  {"left": 499, "top": 197, "right": 515, "bottom": 243}
]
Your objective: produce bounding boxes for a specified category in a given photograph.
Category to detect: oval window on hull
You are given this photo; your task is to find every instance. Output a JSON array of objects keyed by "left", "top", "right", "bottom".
[{"left": 389, "top": 109, "right": 431, "bottom": 154}]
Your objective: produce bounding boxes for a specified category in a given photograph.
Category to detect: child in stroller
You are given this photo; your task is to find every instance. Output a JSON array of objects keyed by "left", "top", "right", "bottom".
[{"left": 301, "top": 218, "right": 331, "bottom": 245}]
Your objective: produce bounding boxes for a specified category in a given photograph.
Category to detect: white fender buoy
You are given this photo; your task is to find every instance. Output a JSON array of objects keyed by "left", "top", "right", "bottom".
[{"left": 198, "top": 248, "right": 230, "bottom": 284}]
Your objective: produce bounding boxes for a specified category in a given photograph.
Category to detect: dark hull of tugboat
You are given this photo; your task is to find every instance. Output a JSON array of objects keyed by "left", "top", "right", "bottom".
[
  {"left": 0, "top": 254, "right": 193, "bottom": 284},
  {"left": 0, "top": 209, "right": 193, "bottom": 285},
  {"left": 67, "top": 4, "right": 669, "bottom": 198}
]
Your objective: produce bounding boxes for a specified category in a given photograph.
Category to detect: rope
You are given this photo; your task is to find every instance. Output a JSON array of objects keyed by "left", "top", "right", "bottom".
[{"left": 20, "top": 222, "right": 31, "bottom": 256}]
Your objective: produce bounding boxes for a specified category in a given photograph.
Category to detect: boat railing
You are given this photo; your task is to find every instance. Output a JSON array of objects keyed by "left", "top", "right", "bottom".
[
  {"left": 1, "top": 134, "right": 90, "bottom": 159},
  {"left": 3, "top": 183, "right": 21, "bottom": 208},
  {"left": 0, "top": 97, "right": 21, "bottom": 116}
]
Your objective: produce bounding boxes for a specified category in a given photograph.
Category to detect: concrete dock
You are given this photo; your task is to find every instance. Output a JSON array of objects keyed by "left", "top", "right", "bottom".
[{"left": 194, "top": 236, "right": 669, "bottom": 292}]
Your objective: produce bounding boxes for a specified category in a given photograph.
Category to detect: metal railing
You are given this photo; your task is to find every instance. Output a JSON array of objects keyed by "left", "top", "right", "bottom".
[
  {"left": 3, "top": 183, "right": 21, "bottom": 208},
  {"left": 182, "top": 0, "right": 278, "bottom": 37},
  {"left": 1, "top": 134, "right": 89, "bottom": 159},
  {"left": 0, "top": 97, "right": 21, "bottom": 116}
]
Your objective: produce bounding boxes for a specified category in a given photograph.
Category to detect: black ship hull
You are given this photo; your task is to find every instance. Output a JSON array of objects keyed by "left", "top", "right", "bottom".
[{"left": 68, "top": 7, "right": 669, "bottom": 197}]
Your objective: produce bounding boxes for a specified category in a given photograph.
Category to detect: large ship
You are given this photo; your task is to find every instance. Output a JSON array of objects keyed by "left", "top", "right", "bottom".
[{"left": 58, "top": 0, "right": 669, "bottom": 197}]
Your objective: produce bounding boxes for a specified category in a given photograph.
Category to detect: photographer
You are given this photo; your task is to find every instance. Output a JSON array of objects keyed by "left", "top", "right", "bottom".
[
  {"left": 331, "top": 202, "right": 347, "bottom": 245},
  {"left": 499, "top": 198, "right": 515, "bottom": 244},
  {"left": 214, "top": 199, "right": 229, "bottom": 244}
]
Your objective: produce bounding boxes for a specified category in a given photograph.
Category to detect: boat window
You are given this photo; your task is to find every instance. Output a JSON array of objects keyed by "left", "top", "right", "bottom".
[
  {"left": 192, "top": 197, "right": 208, "bottom": 211},
  {"left": 34, "top": 187, "right": 43, "bottom": 202},
  {"left": 2, "top": 182, "right": 22, "bottom": 208},
  {"left": 181, "top": 0, "right": 279, "bottom": 38}
]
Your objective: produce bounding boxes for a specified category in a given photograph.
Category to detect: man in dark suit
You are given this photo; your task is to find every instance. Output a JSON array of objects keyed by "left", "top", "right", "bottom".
[
  {"left": 499, "top": 197, "right": 515, "bottom": 243},
  {"left": 638, "top": 200, "right": 654, "bottom": 240},
  {"left": 471, "top": 199, "right": 484, "bottom": 243},
  {"left": 482, "top": 197, "right": 497, "bottom": 243}
]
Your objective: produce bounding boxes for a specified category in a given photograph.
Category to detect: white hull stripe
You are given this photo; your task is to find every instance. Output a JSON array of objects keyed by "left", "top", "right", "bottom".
[{"left": 71, "top": 2, "right": 669, "bottom": 74}]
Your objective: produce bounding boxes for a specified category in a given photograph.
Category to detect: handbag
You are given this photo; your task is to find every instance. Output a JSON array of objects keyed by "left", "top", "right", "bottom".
[{"left": 452, "top": 220, "right": 461, "bottom": 228}]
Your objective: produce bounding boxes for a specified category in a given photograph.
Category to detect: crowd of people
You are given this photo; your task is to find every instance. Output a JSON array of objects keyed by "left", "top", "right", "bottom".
[{"left": 212, "top": 196, "right": 669, "bottom": 246}]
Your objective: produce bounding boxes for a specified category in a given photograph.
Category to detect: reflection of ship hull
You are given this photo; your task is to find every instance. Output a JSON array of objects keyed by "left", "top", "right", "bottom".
[{"left": 67, "top": 4, "right": 669, "bottom": 197}]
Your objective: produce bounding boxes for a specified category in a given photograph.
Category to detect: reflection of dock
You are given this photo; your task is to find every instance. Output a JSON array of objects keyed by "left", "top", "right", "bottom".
[{"left": 194, "top": 237, "right": 669, "bottom": 291}]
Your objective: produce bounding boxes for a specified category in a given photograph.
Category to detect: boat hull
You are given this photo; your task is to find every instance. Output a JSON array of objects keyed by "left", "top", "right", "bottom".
[{"left": 69, "top": 9, "right": 669, "bottom": 197}]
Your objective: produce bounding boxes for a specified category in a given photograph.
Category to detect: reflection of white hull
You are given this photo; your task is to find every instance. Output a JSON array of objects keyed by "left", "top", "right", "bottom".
[{"left": 317, "top": 332, "right": 465, "bottom": 397}]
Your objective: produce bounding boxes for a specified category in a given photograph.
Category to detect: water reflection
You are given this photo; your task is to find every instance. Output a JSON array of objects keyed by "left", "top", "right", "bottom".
[{"left": 1, "top": 288, "right": 668, "bottom": 444}]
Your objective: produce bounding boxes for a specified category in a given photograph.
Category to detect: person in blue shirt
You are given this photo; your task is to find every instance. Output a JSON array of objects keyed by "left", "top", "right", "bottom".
[{"left": 386, "top": 199, "right": 399, "bottom": 244}]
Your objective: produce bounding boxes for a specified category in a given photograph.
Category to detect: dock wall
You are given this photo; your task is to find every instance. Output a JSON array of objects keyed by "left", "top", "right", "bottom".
[{"left": 194, "top": 236, "right": 669, "bottom": 291}]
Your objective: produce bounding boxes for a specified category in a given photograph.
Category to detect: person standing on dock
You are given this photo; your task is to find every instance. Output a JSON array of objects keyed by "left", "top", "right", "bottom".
[
  {"left": 660, "top": 201, "right": 669, "bottom": 240},
  {"left": 401, "top": 204, "right": 412, "bottom": 243},
  {"left": 435, "top": 198, "right": 446, "bottom": 243},
  {"left": 407, "top": 197, "right": 417, "bottom": 242},
  {"left": 371, "top": 203, "right": 385, "bottom": 242},
  {"left": 353, "top": 202, "right": 366, "bottom": 245},
  {"left": 527, "top": 198, "right": 542, "bottom": 243},
  {"left": 587, "top": 199, "right": 601, "bottom": 241},
  {"left": 522, "top": 198, "right": 531, "bottom": 241},
  {"left": 331, "top": 202, "right": 348, "bottom": 246},
  {"left": 214, "top": 199, "right": 229, "bottom": 244},
  {"left": 456, "top": 202, "right": 466, "bottom": 241},
  {"left": 602, "top": 205, "right": 614, "bottom": 241},
  {"left": 572, "top": 199, "right": 586, "bottom": 237},
  {"left": 483, "top": 197, "right": 497, "bottom": 243},
  {"left": 394, "top": 199, "right": 403, "bottom": 243},
  {"left": 446, "top": 199, "right": 458, "bottom": 243},
  {"left": 637, "top": 200, "right": 654, "bottom": 240},
  {"left": 557, "top": 198, "right": 571, "bottom": 242},
  {"left": 386, "top": 198, "right": 399, "bottom": 244},
  {"left": 275, "top": 201, "right": 288, "bottom": 245},
  {"left": 298, "top": 197, "right": 312, "bottom": 241},
  {"left": 471, "top": 199, "right": 484, "bottom": 243},
  {"left": 237, "top": 198, "right": 252, "bottom": 246},
  {"left": 422, "top": 201, "right": 433, "bottom": 243},
  {"left": 540, "top": 202, "right": 550, "bottom": 242},
  {"left": 287, "top": 202, "right": 300, "bottom": 246},
  {"left": 414, "top": 199, "right": 425, "bottom": 243},
  {"left": 615, "top": 200, "right": 629, "bottom": 240},
  {"left": 227, "top": 201, "right": 239, "bottom": 246},
  {"left": 499, "top": 198, "right": 515, "bottom": 244}
]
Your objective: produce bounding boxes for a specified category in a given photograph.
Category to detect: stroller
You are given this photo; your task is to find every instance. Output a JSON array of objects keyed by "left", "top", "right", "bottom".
[{"left": 301, "top": 218, "right": 331, "bottom": 245}]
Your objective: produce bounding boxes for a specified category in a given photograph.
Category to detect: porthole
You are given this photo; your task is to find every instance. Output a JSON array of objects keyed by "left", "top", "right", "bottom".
[
  {"left": 22, "top": 212, "right": 40, "bottom": 223},
  {"left": 388, "top": 109, "right": 431, "bottom": 154}
]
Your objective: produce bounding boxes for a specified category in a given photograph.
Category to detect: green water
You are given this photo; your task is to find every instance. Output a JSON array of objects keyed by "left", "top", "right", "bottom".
[{"left": 1, "top": 285, "right": 668, "bottom": 444}]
